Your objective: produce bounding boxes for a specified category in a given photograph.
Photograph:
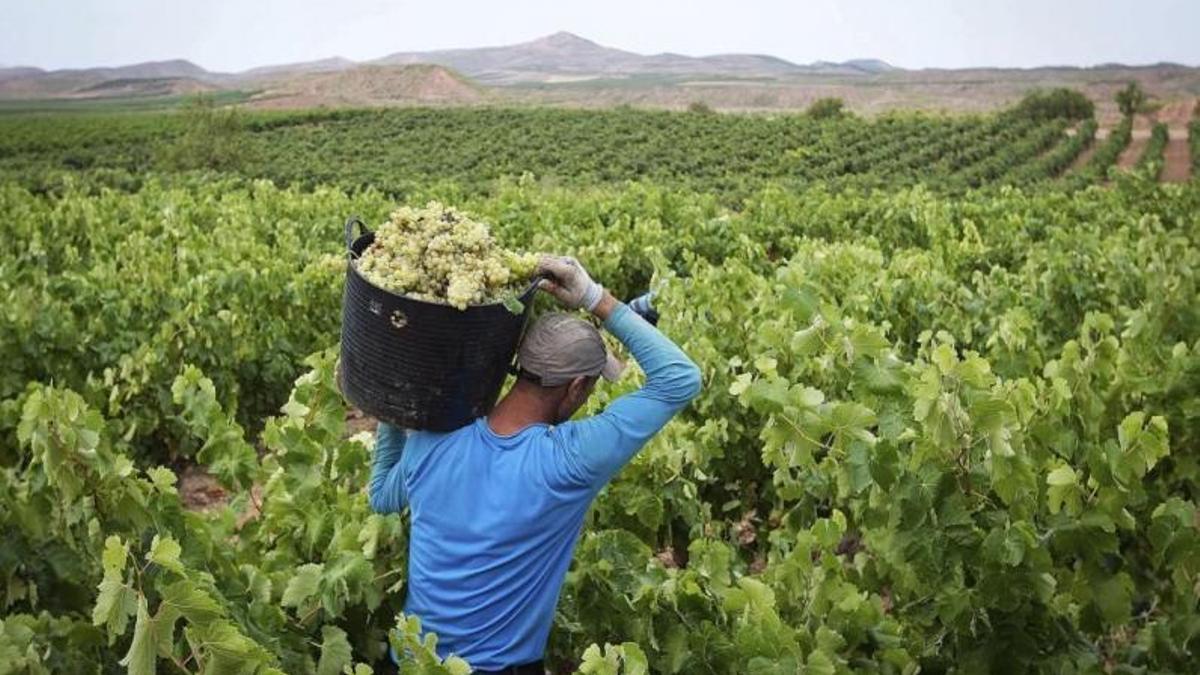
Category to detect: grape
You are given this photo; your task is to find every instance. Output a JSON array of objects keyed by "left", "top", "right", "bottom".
[{"left": 355, "top": 202, "right": 540, "bottom": 310}]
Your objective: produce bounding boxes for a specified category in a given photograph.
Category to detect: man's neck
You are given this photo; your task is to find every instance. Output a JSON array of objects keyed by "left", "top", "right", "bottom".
[{"left": 486, "top": 383, "right": 556, "bottom": 435}]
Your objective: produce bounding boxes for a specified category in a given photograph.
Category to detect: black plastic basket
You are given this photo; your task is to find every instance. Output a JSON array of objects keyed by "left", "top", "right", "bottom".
[{"left": 339, "top": 216, "right": 537, "bottom": 431}]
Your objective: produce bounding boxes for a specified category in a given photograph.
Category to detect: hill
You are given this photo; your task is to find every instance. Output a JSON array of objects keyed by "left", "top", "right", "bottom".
[
  {"left": 0, "top": 59, "right": 215, "bottom": 99},
  {"left": 372, "top": 31, "right": 896, "bottom": 83},
  {"left": 74, "top": 76, "right": 220, "bottom": 98},
  {"left": 1, "top": 32, "right": 1197, "bottom": 117},
  {"left": 239, "top": 57, "right": 356, "bottom": 79},
  {"left": 246, "top": 64, "right": 483, "bottom": 108}
]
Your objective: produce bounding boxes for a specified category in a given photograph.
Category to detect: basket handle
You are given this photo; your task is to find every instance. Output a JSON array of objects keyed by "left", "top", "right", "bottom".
[
  {"left": 345, "top": 216, "right": 371, "bottom": 257},
  {"left": 521, "top": 273, "right": 548, "bottom": 300},
  {"left": 505, "top": 273, "right": 550, "bottom": 375}
]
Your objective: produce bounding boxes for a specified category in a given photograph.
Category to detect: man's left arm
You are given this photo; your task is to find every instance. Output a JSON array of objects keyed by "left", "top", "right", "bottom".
[
  {"left": 368, "top": 422, "right": 408, "bottom": 514},
  {"left": 556, "top": 301, "right": 702, "bottom": 489}
]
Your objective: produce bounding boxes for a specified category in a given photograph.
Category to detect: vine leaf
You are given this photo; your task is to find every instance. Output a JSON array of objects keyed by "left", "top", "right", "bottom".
[
  {"left": 281, "top": 563, "right": 324, "bottom": 608},
  {"left": 119, "top": 596, "right": 158, "bottom": 675},
  {"left": 147, "top": 535, "right": 184, "bottom": 576},
  {"left": 316, "top": 625, "right": 352, "bottom": 675}
]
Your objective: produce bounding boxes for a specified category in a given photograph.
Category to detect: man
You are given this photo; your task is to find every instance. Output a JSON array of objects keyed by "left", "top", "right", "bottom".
[{"left": 368, "top": 255, "right": 702, "bottom": 674}]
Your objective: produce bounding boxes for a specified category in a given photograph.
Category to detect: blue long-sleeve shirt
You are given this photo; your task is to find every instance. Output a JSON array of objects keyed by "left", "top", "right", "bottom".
[{"left": 368, "top": 302, "right": 701, "bottom": 670}]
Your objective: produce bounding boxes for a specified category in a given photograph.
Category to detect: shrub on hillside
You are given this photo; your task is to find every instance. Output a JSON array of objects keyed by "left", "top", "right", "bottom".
[
  {"left": 160, "top": 94, "right": 249, "bottom": 171},
  {"left": 1116, "top": 82, "right": 1147, "bottom": 117},
  {"left": 1012, "top": 88, "right": 1095, "bottom": 121},
  {"left": 806, "top": 97, "right": 848, "bottom": 119}
]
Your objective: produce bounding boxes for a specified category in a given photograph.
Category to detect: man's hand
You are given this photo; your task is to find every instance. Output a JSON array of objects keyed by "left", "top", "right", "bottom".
[{"left": 536, "top": 255, "right": 604, "bottom": 311}]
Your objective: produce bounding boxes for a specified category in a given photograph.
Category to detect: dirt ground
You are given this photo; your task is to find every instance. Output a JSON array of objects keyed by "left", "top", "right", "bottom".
[
  {"left": 1149, "top": 99, "right": 1197, "bottom": 128},
  {"left": 1070, "top": 115, "right": 1193, "bottom": 181},
  {"left": 1116, "top": 130, "right": 1150, "bottom": 169},
  {"left": 346, "top": 408, "right": 379, "bottom": 436},
  {"left": 179, "top": 464, "right": 229, "bottom": 511},
  {"left": 1161, "top": 133, "right": 1192, "bottom": 182},
  {"left": 1068, "top": 143, "right": 1098, "bottom": 172}
]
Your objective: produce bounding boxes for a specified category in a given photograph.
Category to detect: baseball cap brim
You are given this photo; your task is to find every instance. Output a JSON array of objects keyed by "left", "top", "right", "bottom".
[{"left": 601, "top": 352, "right": 625, "bottom": 382}]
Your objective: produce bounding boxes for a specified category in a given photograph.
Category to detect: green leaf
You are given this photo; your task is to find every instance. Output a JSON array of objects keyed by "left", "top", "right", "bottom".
[
  {"left": 1046, "top": 463, "right": 1081, "bottom": 515},
  {"left": 443, "top": 656, "right": 472, "bottom": 675},
  {"left": 101, "top": 535, "right": 129, "bottom": 577},
  {"left": 119, "top": 596, "right": 158, "bottom": 675},
  {"left": 358, "top": 514, "right": 383, "bottom": 559},
  {"left": 501, "top": 294, "right": 525, "bottom": 315},
  {"left": 1093, "top": 573, "right": 1133, "bottom": 625},
  {"left": 828, "top": 401, "right": 877, "bottom": 447},
  {"left": 990, "top": 453, "right": 1035, "bottom": 507},
  {"left": 184, "top": 619, "right": 274, "bottom": 672},
  {"left": 1117, "top": 412, "right": 1169, "bottom": 478},
  {"left": 93, "top": 536, "right": 137, "bottom": 640},
  {"left": 931, "top": 343, "right": 957, "bottom": 375},
  {"left": 578, "top": 643, "right": 620, "bottom": 675},
  {"left": 93, "top": 576, "right": 137, "bottom": 640},
  {"left": 804, "top": 649, "right": 837, "bottom": 675},
  {"left": 728, "top": 373, "right": 753, "bottom": 397},
  {"left": 147, "top": 467, "right": 177, "bottom": 494},
  {"left": 281, "top": 398, "right": 311, "bottom": 420},
  {"left": 317, "top": 625, "right": 353, "bottom": 675},
  {"left": 745, "top": 377, "right": 791, "bottom": 412},
  {"left": 281, "top": 563, "right": 323, "bottom": 608},
  {"left": 791, "top": 321, "right": 825, "bottom": 357},
  {"left": 970, "top": 397, "right": 1012, "bottom": 435},
  {"left": 147, "top": 535, "right": 184, "bottom": 576},
  {"left": 661, "top": 624, "right": 690, "bottom": 674},
  {"left": 159, "top": 579, "right": 222, "bottom": 625},
  {"left": 793, "top": 387, "right": 825, "bottom": 409},
  {"left": 1046, "top": 464, "right": 1076, "bottom": 487},
  {"left": 724, "top": 577, "right": 777, "bottom": 614},
  {"left": 620, "top": 642, "right": 649, "bottom": 675}
]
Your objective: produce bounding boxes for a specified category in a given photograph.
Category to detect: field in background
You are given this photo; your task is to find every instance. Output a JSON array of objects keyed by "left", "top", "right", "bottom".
[
  {"left": 0, "top": 90, "right": 254, "bottom": 114},
  {"left": 2, "top": 101, "right": 1192, "bottom": 198},
  {"left": 503, "top": 67, "right": 1200, "bottom": 121}
]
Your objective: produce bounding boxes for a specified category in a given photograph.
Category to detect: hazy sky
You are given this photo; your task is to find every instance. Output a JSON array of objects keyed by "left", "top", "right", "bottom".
[{"left": 2, "top": 0, "right": 1197, "bottom": 72}]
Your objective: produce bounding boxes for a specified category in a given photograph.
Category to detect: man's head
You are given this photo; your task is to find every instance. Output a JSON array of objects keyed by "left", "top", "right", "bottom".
[{"left": 515, "top": 313, "right": 622, "bottom": 423}]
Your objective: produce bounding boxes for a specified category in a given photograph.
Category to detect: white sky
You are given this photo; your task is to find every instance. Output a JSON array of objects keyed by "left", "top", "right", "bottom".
[{"left": 2, "top": 0, "right": 1197, "bottom": 72}]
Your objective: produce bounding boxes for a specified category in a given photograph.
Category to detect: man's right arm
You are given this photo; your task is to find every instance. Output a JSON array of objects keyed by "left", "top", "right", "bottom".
[
  {"left": 557, "top": 294, "right": 702, "bottom": 488},
  {"left": 368, "top": 422, "right": 408, "bottom": 514}
]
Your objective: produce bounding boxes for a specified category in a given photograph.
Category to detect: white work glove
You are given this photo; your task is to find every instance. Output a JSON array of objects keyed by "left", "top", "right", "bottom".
[{"left": 536, "top": 255, "right": 604, "bottom": 311}]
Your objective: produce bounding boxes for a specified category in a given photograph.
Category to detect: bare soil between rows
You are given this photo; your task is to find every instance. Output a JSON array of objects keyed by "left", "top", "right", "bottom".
[
  {"left": 1116, "top": 133, "right": 1149, "bottom": 169},
  {"left": 1068, "top": 143, "right": 1098, "bottom": 172},
  {"left": 1161, "top": 134, "right": 1192, "bottom": 183}
]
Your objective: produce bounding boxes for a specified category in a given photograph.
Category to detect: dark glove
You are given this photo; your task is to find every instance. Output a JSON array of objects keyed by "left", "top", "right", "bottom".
[{"left": 628, "top": 291, "right": 659, "bottom": 326}]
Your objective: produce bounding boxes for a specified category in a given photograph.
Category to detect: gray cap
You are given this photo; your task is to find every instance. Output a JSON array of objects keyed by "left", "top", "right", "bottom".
[{"left": 518, "top": 313, "right": 624, "bottom": 387}]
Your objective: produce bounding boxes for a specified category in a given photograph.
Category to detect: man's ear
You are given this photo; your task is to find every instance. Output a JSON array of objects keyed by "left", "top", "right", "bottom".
[{"left": 566, "top": 376, "right": 589, "bottom": 402}]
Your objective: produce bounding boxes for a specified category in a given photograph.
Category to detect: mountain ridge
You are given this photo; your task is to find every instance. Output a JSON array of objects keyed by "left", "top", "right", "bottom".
[
  {"left": 1, "top": 31, "right": 904, "bottom": 87},
  {"left": 3, "top": 32, "right": 1197, "bottom": 115},
  {"left": 369, "top": 31, "right": 900, "bottom": 82}
]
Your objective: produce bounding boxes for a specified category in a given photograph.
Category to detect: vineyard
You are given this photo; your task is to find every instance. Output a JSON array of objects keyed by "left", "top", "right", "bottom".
[
  {"left": 1, "top": 99, "right": 1200, "bottom": 674},
  {"left": 2, "top": 101, "right": 1177, "bottom": 201}
]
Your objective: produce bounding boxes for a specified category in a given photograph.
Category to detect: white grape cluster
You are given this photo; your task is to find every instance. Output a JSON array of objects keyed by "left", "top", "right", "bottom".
[{"left": 356, "top": 202, "right": 539, "bottom": 310}]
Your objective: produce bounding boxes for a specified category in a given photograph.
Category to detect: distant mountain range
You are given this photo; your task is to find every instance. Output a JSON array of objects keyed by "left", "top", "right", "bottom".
[
  {"left": 1, "top": 32, "right": 1196, "bottom": 117},
  {"left": 368, "top": 31, "right": 901, "bottom": 81},
  {"left": 0, "top": 31, "right": 903, "bottom": 99}
]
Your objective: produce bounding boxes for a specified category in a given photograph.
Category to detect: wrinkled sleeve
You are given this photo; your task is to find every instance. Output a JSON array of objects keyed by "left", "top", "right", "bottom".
[
  {"left": 556, "top": 303, "right": 702, "bottom": 489},
  {"left": 368, "top": 422, "right": 408, "bottom": 513}
]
